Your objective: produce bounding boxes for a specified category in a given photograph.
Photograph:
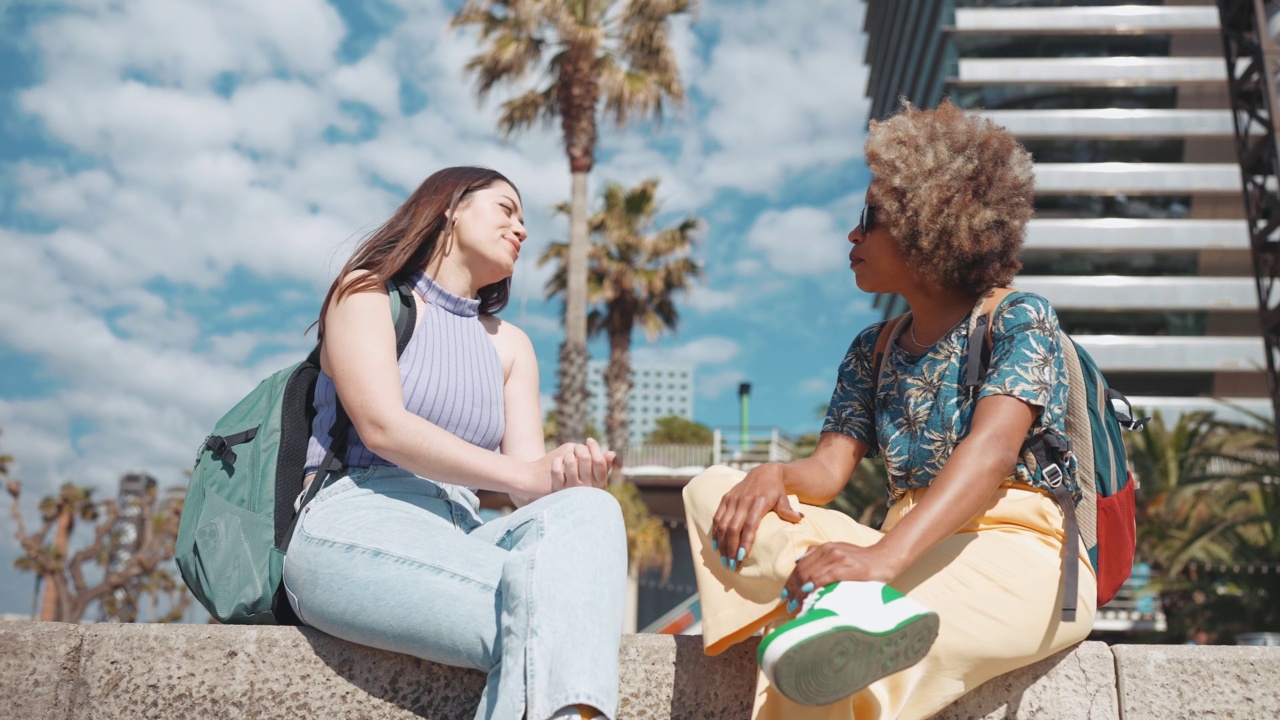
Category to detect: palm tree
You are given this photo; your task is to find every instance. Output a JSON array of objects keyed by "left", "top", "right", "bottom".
[
  {"left": 539, "top": 178, "right": 700, "bottom": 468},
  {"left": 36, "top": 484, "right": 99, "bottom": 621},
  {"left": 1125, "top": 406, "right": 1280, "bottom": 638},
  {"left": 453, "top": 0, "right": 693, "bottom": 445},
  {"left": 1126, "top": 409, "right": 1229, "bottom": 575}
]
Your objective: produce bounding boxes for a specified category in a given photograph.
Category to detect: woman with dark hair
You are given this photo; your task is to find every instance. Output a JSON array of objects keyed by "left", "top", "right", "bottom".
[
  {"left": 682, "top": 102, "right": 1095, "bottom": 719},
  {"left": 283, "top": 166, "right": 627, "bottom": 720}
]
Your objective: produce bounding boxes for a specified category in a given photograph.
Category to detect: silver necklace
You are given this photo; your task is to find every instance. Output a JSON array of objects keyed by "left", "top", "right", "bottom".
[{"left": 908, "top": 319, "right": 932, "bottom": 348}]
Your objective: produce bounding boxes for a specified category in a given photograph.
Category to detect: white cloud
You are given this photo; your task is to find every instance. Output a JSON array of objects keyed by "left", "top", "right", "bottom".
[
  {"left": 663, "top": 0, "right": 870, "bottom": 200},
  {"left": 798, "top": 373, "right": 834, "bottom": 396},
  {"left": 697, "top": 368, "right": 747, "bottom": 399},
  {"left": 745, "top": 206, "right": 847, "bottom": 275},
  {"left": 632, "top": 336, "right": 740, "bottom": 368},
  {"left": 0, "top": 0, "right": 875, "bottom": 508},
  {"left": 684, "top": 285, "right": 741, "bottom": 312}
]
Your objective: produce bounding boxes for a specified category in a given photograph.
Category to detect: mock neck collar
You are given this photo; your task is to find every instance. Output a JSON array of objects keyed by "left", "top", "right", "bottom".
[{"left": 412, "top": 271, "right": 480, "bottom": 317}]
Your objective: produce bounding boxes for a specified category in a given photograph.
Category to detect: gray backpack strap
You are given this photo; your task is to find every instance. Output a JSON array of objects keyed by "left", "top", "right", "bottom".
[
  {"left": 964, "top": 287, "right": 1082, "bottom": 623},
  {"left": 961, "top": 287, "right": 1016, "bottom": 398}
]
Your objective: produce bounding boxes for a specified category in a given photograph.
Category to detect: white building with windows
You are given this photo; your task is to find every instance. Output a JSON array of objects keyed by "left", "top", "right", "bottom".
[
  {"left": 864, "top": 0, "right": 1271, "bottom": 423},
  {"left": 586, "top": 361, "right": 695, "bottom": 446}
]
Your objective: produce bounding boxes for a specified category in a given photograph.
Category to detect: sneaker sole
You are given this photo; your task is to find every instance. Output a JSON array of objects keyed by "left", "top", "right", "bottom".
[{"left": 765, "top": 611, "right": 940, "bottom": 707}]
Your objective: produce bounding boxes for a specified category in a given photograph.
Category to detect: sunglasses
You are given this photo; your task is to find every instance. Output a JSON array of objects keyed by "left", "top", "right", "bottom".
[{"left": 859, "top": 204, "right": 878, "bottom": 233}]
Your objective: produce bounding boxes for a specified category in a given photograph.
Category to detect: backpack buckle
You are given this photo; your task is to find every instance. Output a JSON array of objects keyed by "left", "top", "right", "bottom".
[
  {"left": 206, "top": 435, "right": 234, "bottom": 464},
  {"left": 1043, "top": 463, "right": 1065, "bottom": 488}
]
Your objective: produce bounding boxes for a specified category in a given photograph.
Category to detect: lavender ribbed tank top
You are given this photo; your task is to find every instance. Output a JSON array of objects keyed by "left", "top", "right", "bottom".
[{"left": 304, "top": 272, "right": 506, "bottom": 474}]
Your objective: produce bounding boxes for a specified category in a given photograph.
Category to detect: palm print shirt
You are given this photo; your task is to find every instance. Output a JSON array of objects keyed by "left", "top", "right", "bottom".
[{"left": 822, "top": 292, "right": 1078, "bottom": 506}]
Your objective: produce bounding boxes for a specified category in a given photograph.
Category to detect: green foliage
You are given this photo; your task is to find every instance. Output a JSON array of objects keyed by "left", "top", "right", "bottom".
[
  {"left": 1126, "top": 406, "right": 1280, "bottom": 640},
  {"left": 606, "top": 480, "right": 671, "bottom": 579},
  {"left": 789, "top": 430, "right": 889, "bottom": 528},
  {"left": 827, "top": 457, "right": 891, "bottom": 529},
  {"left": 543, "top": 409, "right": 599, "bottom": 443},
  {"left": 645, "top": 416, "right": 712, "bottom": 445}
]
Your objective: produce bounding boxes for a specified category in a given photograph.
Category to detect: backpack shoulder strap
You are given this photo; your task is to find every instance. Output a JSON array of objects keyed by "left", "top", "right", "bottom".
[
  {"left": 331, "top": 278, "right": 417, "bottom": 446},
  {"left": 872, "top": 313, "right": 909, "bottom": 391},
  {"left": 961, "top": 287, "right": 1018, "bottom": 395},
  {"left": 389, "top": 277, "right": 417, "bottom": 355},
  {"left": 288, "top": 277, "right": 419, "bottom": 549}
]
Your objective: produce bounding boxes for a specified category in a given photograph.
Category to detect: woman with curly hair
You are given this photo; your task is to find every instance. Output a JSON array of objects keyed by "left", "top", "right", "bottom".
[{"left": 681, "top": 101, "right": 1094, "bottom": 719}]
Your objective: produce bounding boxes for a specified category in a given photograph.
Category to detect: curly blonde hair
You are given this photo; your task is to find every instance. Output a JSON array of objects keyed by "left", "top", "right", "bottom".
[{"left": 865, "top": 100, "right": 1034, "bottom": 295}]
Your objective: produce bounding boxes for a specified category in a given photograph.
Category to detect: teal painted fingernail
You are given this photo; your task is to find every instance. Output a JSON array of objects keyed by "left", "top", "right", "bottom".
[
  {"left": 729, "top": 559, "right": 737, "bottom": 571},
  {"left": 712, "top": 540, "right": 718, "bottom": 551},
  {"left": 786, "top": 599, "right": 798, "bottom": 614},
  {"left": 801, "top": 582, "right": 815, "bottom": 593},
  {"left": 780, "top": 588, "right": 789, "bottom": 600},
  {"left": 736, "top": 547, "right": 745, "bottom": 561},
  {"left": 720, "top": 556, "right": 727, "bottom": 568}
]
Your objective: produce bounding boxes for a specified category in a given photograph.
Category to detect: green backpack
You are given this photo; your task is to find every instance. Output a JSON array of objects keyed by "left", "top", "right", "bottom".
[{"left": 176, "top": 280, "right": 416, "bottom": 624}]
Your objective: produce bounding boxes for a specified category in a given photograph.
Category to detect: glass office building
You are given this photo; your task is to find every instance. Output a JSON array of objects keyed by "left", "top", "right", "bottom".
[{"left": 864, "top": 0, "right": 1271, "bottom": 422}]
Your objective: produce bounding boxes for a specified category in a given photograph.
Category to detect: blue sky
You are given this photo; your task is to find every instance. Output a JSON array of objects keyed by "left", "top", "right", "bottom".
[{"left": 0, "top": 0, "right": 878, "bottom": 615}]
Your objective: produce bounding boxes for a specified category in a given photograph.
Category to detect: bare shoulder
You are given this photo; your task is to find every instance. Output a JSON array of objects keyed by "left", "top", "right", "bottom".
[
  {"left": 330, "top": 269, "right": 388, "bottom": 306},
  {"left": 480, "top": 315, "right": 535, "bottom": 372}
]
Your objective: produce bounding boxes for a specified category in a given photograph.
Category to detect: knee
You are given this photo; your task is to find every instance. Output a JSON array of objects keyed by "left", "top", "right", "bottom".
[{"left": 551, "top": 486, "right": 625, "bottom": 536}]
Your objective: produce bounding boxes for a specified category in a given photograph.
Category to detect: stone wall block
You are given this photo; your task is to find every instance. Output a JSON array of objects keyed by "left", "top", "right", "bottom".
[
  {"left": 1114, "top": 644, "right": 1280, "bottom": 720},
  {"left": 617, "top": 634, "right": 757, "bottom": 719},
  {"left": 0, "top": 620, "right": 83, "bottom": 720},
  {"left": 72, "top": 624, "right": 485, "bottom": 720},
  {"left": 934, "top": 641, "right": 1119, "bottom": 720}
]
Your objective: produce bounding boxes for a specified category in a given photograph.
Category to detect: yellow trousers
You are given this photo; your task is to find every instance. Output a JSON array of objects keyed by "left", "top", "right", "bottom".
[{"left": 682, "top": 465, "right": 1096, "bottom": 720}]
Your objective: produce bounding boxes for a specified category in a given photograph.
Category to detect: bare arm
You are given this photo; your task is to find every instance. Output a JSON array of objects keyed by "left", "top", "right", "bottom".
[
  {"left": 321, "top": 276, "right": 584, "bottom": 497},
  {"left": 486, "top": 315, "right": 611, "bottom": 505},
  {"left": 783, "top": 393, "right": 1036, "bottom": 598}
]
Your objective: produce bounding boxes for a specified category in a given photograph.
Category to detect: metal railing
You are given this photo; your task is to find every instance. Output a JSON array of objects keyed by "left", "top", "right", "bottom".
[
  {"left": 624, "top": 444, "right": 714, "bottom": 469},
  {"left": 605, "top": 427, "right": 798, "bottom": 478}
]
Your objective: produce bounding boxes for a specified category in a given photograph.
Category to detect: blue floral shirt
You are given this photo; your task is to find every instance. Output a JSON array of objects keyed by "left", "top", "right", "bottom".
[{"left": 822, "top": 292, "right": 1078, "bottom": 506}]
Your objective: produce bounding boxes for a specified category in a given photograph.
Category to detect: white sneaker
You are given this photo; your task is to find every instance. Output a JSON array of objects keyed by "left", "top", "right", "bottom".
[{"left": 757, "top": 581, "right": 939, "bottom": 706}]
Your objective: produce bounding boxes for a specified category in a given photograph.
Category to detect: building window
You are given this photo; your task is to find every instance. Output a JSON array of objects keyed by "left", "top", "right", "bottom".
[
  {"left": 1020, "top": 250, "right": 1199, "bottom": 277},
  {"left": 950, "top": 85, "right": 1176, "bottom": 112},
  {"left": 1056, "top": 310, "right": 1207, "bottom": 337},
  {"left": 1034, "top": 194, "right": 1190, "bottom": 221},
  {"left": 1019, "top": 139, "right": 1184, "bottom": 165}
]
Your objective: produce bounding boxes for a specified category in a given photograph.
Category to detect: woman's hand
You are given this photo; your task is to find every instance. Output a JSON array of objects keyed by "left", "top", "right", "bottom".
[
  {"left": 540, "top": 438, "right": 615, "bottom": 493},
  {"left": 711, "top": 463, "right": 804, "bottom": 570},
  {"left": 780, "top": 541, "right": 905, "bottom": 613}
]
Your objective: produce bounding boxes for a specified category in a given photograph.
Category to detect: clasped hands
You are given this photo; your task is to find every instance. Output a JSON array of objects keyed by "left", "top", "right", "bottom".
[
  {"left": 542, "top": 437, "right": 615, "bottom": 492},
  {"left": 710, "top": 463, "right": 904, "bottom": 614}
]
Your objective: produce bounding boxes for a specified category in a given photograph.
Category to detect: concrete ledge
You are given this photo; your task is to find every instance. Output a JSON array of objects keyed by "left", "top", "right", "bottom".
[
  {"left": 1114, "top": 644, "right": 1280, "bottom": 720},
  {"left": 933, "top": 641, "right": 1118, "bottom": 720},
  {"left": 0, "top": 621, "right": 1274, "bottom": 719}
]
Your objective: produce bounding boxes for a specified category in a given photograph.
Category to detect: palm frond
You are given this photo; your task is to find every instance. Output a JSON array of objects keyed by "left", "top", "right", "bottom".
[{"left": 497, "top": 86, "right": 557, "bottom": 137}]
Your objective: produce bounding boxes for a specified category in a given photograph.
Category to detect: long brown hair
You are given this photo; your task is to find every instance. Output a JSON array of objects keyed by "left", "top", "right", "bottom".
[{"left": 316, "top": 166, "right": 518, "bottom": 341}]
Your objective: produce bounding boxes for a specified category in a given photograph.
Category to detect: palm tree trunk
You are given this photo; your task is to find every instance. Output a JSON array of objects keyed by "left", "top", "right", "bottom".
[
  {"left": 39, "top": 508, "right": 72, "bottom": 621},
  {"left": 555, "top": 170, "right": 591, "bottom": 444},
  {"left": 604, "top": 315, "right": 633, "bottom": 478}
]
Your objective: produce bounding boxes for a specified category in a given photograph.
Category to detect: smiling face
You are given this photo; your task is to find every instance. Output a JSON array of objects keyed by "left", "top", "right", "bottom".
[
  {"left": 847, "top": 182, "right": 916, "bottom": 295},
  {"left": 447, "top": 181, "right": 527, "bottom": 286}
]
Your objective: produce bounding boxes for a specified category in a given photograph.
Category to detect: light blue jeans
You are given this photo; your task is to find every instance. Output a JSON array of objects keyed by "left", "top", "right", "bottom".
[{"left": 281, "top": 465, "right": 627, "bottom": 720}]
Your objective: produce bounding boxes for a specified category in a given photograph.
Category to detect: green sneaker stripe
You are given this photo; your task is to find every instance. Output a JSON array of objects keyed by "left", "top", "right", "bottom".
[
  {"left": 757, "top": 608, "right": 838, "bottom": 660},
  {"left": 881, "top": 584, "right": 905, "bottom": 603}
]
